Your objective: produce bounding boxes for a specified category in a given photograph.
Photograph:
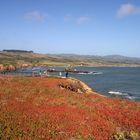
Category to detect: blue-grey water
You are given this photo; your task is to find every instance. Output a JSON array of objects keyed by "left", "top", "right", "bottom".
[
  {"left": 72, "top": 67, "right": 140, "bottom": 101},
  {"left": 14, "top": 66, "right": 140, "bottom": 101}
]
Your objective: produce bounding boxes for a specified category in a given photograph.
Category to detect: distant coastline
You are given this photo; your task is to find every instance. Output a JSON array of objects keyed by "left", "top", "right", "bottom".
[{"left": 0, "top": 50, "right": 140, "bottom": 67}]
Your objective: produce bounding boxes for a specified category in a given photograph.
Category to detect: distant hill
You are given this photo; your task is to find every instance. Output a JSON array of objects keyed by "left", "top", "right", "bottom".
[
  {"left": 101, "top": 55, "right": 140, "bottom": 65},
  {"left": 103, "top": 55, "right": 140, "bottom": 61},
  {"left": 49, "top": 54, "right": 140, "bottom": 66},
  {"left": 0, "top": 50, "right": 140, "bottom": 67}
]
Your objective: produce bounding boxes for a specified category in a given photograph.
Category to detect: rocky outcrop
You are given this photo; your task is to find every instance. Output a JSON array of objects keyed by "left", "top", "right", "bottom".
[
  {"left": 68, "top": 78, "right": 93, "bottom": 94},
  {"left": 0, "top": 64, "right": 16, "bottom": 73},
  {"left": 58, "top": 77, "right": 105, "bottom": 96},
  {"left": 58, "top": 77, "right": 93, "bottom": 94}
]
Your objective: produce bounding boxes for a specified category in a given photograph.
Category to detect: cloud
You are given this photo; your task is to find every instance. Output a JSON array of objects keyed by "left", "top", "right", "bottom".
[
  {"left": 24, "top": 10, "right": 47, "bottom": 22},
  {"left": 77, "top": 16, "right": 90, "bottom": 24},
  {"left": 117, "top": 3, "right": 140, "bottom": 17}
]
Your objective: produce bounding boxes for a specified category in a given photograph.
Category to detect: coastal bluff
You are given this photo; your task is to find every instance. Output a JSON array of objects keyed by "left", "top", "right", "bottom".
[
  {"left": 59, "top": 77, "right": 105, "bottom": 96},
  {"left": 58, "top": 77, "right": 93, "bottom": 94},
  {"left": 0, "top": 76, "right": 139, "bottom": 139}
]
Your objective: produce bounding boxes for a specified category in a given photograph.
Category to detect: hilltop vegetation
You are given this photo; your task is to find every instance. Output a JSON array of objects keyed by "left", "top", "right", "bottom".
[
  {"left": 0, "top": 76, "right": 139, "bottom": 139},
  {"left": 0, "top": 50, "right": 140, "bottom": 67},
  {"left": 2, "top": 49, "right": 34, "bottom": 53}
]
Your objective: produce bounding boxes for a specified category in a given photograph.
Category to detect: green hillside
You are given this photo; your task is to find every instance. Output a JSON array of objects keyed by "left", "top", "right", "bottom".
[{"left": 0, "top": 50, "right": 140, "bottom": 67}]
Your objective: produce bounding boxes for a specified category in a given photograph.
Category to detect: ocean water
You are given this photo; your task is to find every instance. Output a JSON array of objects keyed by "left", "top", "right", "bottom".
[
  {"left": 71, "top": 67, "right": 140, "bottom": 101},
  {"left": 15, "top": 66, "right": 140, "bottom": 101}
]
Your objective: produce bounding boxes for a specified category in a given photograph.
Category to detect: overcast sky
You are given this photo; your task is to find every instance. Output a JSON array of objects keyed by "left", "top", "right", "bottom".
[{"left": 0, "top": 0, "right": 140, "bottom": 57}]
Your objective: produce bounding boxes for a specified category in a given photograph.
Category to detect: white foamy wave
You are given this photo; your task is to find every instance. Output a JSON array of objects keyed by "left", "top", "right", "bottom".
[
  {"left": 93, "top": 72, "right": 103, "bottom": 75},
  {"left": 77, "top": 72, "right": 89, "bottom": 75},
  {"left": 126, "top": 96, "right": 137, "bottom": 100},
  {"left": 108, "top": 91, "right": 138, "bottom": 100},
  {"left": 77, "top": 72, "right": 103, "bottom": 75},
  {"left": 108, "top": 91, "right": 128, "bottom": 96}
]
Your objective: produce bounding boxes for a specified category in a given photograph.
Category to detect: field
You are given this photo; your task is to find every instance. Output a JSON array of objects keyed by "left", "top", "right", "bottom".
[{"left": 0, "top": 76, "right": 140, "bottom": 139}]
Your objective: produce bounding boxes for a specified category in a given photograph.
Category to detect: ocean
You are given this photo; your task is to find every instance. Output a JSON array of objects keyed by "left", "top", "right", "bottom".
[
  {"left": 71, "top": 67, "right": 140, "bottom": 101},
  {"left": 15, "top": 66, "right": 140, "bottom": 101}
]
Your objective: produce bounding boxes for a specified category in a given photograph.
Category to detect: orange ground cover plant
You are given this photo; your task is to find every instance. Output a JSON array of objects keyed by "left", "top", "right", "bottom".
[{"left": 0, "top": 76, "right": 139, "bottom": 139}]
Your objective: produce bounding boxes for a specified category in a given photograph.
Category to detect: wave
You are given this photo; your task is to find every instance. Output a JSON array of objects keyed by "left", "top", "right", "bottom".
[
  {"left": 77, "top": 72, "right": 103, "bottom": 75},
  {"left": 108, "top": 90, "right": 138, "bottom": 100},
  {"left": 108, "top": 91, "right": 128, "bottom": 96},
  {"left": 126, "top": 96, "right": 137, "bottom": 100},
  {"left": 93, "top": 72, "right": 103, "bottom": 75}
]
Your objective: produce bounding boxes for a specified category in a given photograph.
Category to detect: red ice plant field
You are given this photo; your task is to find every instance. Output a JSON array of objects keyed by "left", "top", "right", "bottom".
[{"left": 0, "top": 76, "right": 139, "bottom": 139}]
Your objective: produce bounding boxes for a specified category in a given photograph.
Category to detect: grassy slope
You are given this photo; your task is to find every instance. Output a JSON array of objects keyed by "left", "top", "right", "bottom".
[
  {"left": 1, "top": 51, "right": 140, "bottom": 66},
  {"left": 0, "top": 76, "right": 139, "bottom": 139},
  {"left": 0, "top": 51, "right": 81, "bottom": 66}
]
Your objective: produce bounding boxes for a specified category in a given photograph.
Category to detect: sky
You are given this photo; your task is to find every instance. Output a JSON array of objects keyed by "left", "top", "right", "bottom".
[{"left": 0, "top": 0, "right": 140, "bottom": 57}]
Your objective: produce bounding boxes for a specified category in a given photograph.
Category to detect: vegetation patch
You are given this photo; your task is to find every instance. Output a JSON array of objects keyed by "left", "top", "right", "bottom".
[{"left": 0, "top": 76, "right": 140, "bottom": 139}]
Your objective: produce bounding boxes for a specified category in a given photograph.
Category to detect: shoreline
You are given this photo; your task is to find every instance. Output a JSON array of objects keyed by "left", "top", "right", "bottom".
[
  {"left": 67, "top": 77, "right": 105, "bottom": 96},
  {"left": 0, "top": 73, "right": 139, "bottom": 102}
]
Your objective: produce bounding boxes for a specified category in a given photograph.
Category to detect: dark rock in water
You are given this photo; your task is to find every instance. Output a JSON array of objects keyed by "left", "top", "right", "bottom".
[{"left": 47, "top": 69, "right": 96, "bottom": 74}]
